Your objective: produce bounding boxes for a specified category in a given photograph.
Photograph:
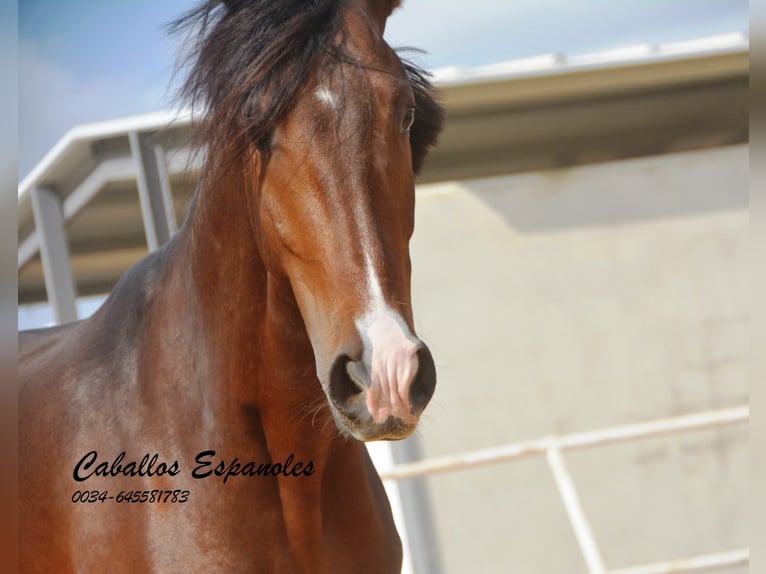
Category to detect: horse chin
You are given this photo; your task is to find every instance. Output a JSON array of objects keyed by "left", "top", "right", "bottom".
[{"left": 327, "top": 400, "right": 417, "bottom": 442}]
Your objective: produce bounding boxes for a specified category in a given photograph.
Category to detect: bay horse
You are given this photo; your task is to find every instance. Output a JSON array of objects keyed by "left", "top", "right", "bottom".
[{"left": 18, "top": 0, "right": 443, "bottom": 572}]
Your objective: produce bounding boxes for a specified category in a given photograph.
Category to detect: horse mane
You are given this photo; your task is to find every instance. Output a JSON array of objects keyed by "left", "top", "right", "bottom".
[
  {"left": 402, "top": 57, "right": 444, "bottom": 173},
  {"left": 169, "top": 0, "right": 443, "bottom": 179}
]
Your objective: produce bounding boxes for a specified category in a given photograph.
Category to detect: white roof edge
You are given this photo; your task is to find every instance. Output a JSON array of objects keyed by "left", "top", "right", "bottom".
[
  {"left": 432, "top": 32, "right": 748, "bottom": 85},
  {"left": 18, "top": 109, "right": 193, "bottom": 200},
  {"left": 18, "top": 31, "right": 748, "bottom": 203}
]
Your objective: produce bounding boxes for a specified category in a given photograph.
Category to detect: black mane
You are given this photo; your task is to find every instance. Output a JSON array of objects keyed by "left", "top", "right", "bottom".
[{"left": 169, "top": 0, "right": 443, "bottom": 177}]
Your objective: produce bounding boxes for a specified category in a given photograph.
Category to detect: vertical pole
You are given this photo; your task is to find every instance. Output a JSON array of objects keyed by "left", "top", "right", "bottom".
[
  {"left": 366, "top": 441, "right": 416, "bottom": 574},
  {"left": 30, "top": 186, "right": 77, "bottom": 324},
  {"left": 151, "top": 142, "right": 178, "bottom": 235},
  {"left": 391, "top": 433, "right": 444, "bottom": 574},
  {"left": 129, "top": 131, "right": 175, "bottom": 251},
  {"left": 546, "top": 442, "right": 606, "bottom": 574}
]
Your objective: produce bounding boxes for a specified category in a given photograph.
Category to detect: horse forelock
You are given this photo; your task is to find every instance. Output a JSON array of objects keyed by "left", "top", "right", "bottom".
[
  {"left": 169, "top": 0, "right": 442, "bottom": 181},
  {"left": 169, "top": 0, "right": 345, "bottom": 172}
]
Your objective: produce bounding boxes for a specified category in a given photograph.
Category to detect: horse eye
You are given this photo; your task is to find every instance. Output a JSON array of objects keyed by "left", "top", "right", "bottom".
[{"left": 402, "top": 107, "right": 415, "bottom": 133}]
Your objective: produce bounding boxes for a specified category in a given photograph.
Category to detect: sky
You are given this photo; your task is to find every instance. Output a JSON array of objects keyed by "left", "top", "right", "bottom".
[{"left": 18, "top": 0, "right": 748, "bottom": 329}]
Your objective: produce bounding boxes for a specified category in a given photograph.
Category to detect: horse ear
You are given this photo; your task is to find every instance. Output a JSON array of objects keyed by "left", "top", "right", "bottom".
[
  {"left": 369, "top": 0, "right": 403, "bottom": 35},
  {"left": 387, "top": 0, "right": 403, "bottom": 15}
]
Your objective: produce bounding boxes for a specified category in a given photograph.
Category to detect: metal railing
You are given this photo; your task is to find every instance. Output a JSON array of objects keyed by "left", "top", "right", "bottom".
[{"left": 379, "top": 406, "right": 749, "bottom": 574}]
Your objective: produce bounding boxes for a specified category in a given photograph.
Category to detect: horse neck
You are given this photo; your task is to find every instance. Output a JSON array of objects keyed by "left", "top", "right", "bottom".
[
  {"left": 179, "top": 166, "right": 300, "bottom": 389},
  {"left": 179, "top": 168, "right": 375, "bottom": 542},
  {"left": 174, "top": 164, "right": 341, "bottom": 448},
  {"left": 99, "top": 165, "right": 378, "bottom": 562}
]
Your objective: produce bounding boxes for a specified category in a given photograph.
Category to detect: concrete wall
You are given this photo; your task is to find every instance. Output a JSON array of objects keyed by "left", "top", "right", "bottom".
[{"left": 407, "top": 145, "right": 748, "bottom": 573}]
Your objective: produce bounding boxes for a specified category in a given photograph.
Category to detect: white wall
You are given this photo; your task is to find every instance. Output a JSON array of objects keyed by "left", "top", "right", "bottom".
[{"left": 408, "top": 145, "right": 748, "bottom": 573}]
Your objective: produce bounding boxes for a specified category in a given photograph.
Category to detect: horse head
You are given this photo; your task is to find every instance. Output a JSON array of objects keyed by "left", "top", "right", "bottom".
[{"left": 178, "top": 0, "right": 444, "bottom": 441}]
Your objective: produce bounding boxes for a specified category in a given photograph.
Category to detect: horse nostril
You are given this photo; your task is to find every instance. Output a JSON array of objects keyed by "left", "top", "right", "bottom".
[
  {"left": 329, "top": 354, "right": 365, "bottom": 406},
  {"left": 409, "top": 346, "right": 437, "bottom": 414}
]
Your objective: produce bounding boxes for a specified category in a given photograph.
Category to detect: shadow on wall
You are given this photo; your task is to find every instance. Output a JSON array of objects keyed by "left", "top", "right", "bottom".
[{"left": 458, "top": 145, "right": 747, "bottom": 234}]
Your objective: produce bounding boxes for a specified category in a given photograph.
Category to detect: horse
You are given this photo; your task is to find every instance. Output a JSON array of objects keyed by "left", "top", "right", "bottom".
[{"left": 18, "top": 0, "right": 443, "bottom": 572}]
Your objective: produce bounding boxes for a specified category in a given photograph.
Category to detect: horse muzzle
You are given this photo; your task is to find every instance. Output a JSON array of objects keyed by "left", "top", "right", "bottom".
[{"left": 325, "top": 318, "right": 437, "bottom": 441}]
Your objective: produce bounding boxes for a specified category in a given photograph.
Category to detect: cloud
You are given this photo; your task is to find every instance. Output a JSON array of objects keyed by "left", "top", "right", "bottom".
[{"left": 19, "top": 41, "right": 168, "bottom": 179}]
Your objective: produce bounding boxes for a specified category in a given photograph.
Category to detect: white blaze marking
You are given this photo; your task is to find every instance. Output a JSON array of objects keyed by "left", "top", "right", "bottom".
[
  {"left": 359, "top": 309, "right": 419, "bottom": 424},
  {"left": 315, "top": 87, "right": 338, "bottom": 110},
  {"left": 364, "top": 251, "right": 385, "bottom": 308},
  {"left": 357, "top": 252, "right": 419, "bottom": 424},
  {"left": 349, "top": 158, "right": 420, "bottom": 425}
]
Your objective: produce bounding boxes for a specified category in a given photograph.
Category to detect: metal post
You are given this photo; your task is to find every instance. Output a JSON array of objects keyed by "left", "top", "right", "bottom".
[
  {"left": 29, "top": 186, "right": 77, "bottom": 324},
  {"left": 129, "top": 131, "right": 175, "bottom": 251},
  {"left": 151, "top": 142, "right": 178, "bottom": 235},
  {"left": 391, "top": 433, "right": 444, "bottom": 574},
  {"left": 546, "top": 443, "right": 605, "bottom": 574}
]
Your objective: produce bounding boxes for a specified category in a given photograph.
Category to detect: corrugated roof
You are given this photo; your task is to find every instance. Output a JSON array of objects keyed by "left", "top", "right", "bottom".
[{"left": 432, "top": 32, "right": 747, "bottom": 84}]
